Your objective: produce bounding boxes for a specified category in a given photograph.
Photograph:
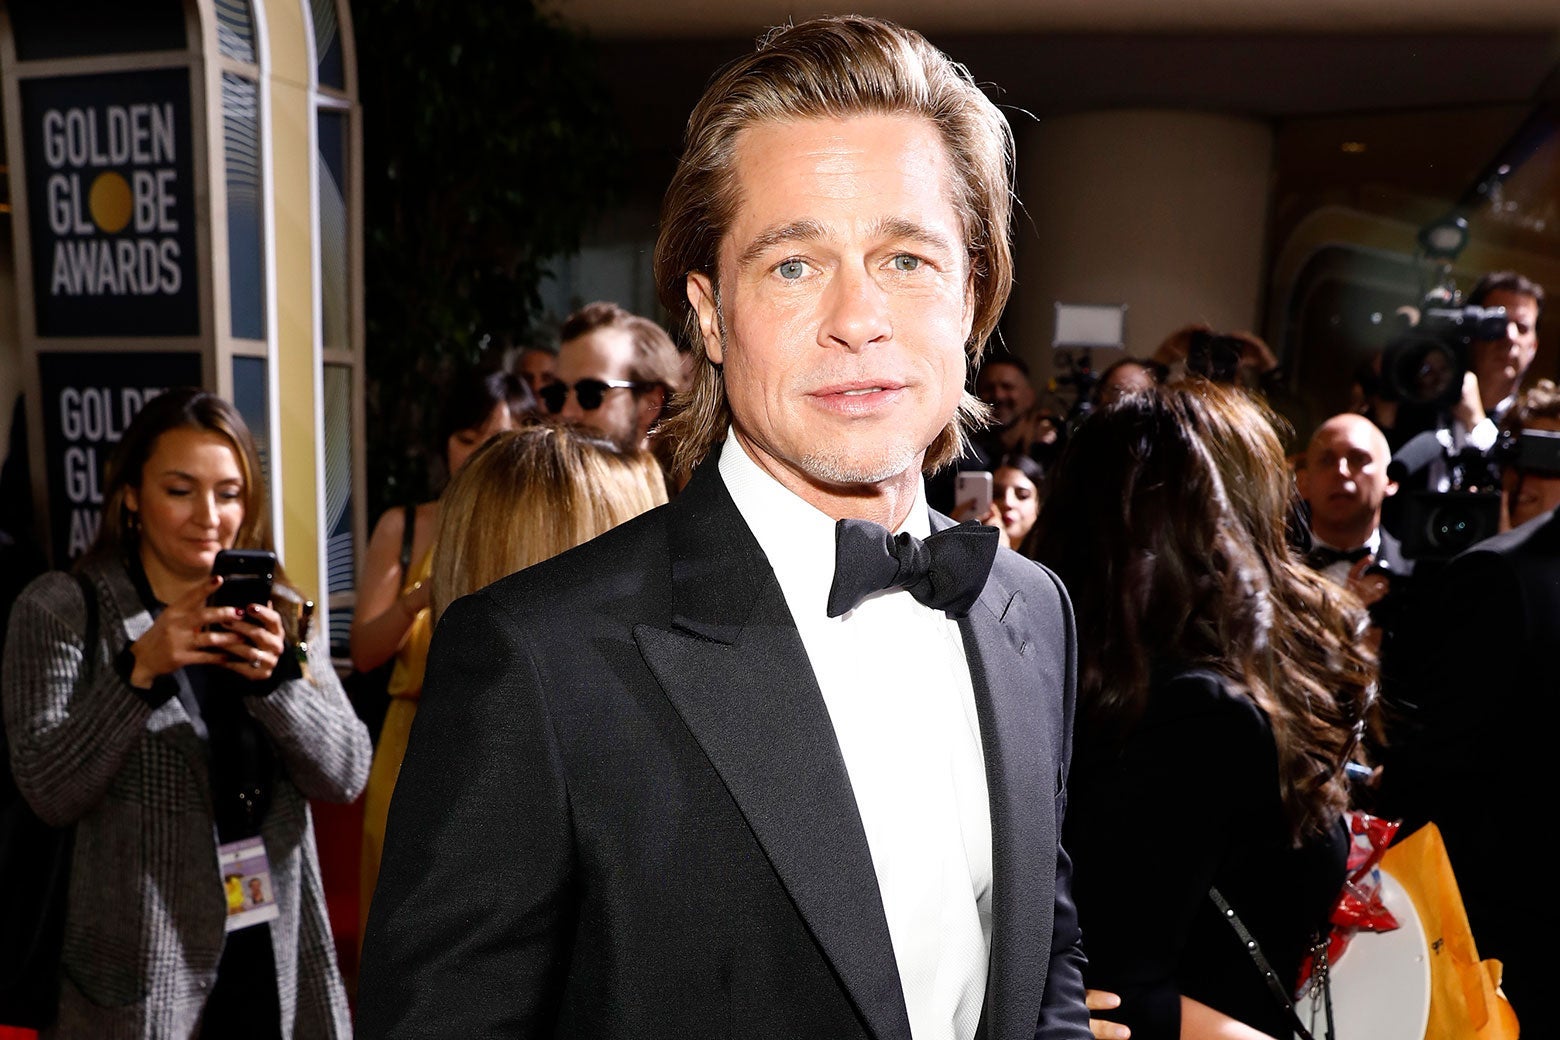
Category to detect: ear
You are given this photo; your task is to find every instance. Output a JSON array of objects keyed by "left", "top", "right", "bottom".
[
  {"left": 124, "top": 486, "right": 140, "bottom": 514},
  {"left": 637, "top": 384, "right": 668, "bottom": 438},
  {"left": 1383, "top": 477, "right": 1399, "bottom": 499},
  {"left": 687, "top": 272, "right": 724, "bottom": 366}
]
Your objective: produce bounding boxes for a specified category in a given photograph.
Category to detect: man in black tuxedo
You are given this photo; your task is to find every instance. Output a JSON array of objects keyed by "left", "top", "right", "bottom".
[
  {"left": 1377, "top": 504, "right": 1560, "bottom": 1039},
  {"left": 1297, "top": 412, "right": 1413, "bottom": 598},
  {"left": 357, "top": 16, "right": 1093, "bottom": 1040}
]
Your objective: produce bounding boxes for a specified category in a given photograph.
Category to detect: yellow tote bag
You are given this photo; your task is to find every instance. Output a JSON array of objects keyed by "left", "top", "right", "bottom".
[{"left": 1379, "top": 823, "right": 1520, "bottom": 1040}]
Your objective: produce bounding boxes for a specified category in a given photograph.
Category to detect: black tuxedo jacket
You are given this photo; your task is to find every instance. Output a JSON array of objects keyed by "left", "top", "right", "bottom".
[
  {"left": 357, "top": 457, "right": 1092, "bottom": 1040},
  {"left": 1367, "top": 526, "right": 1413, "bottom": 579},
  {"left": 1378, "top": 505, "right": 1560, "bottom": 1038}
]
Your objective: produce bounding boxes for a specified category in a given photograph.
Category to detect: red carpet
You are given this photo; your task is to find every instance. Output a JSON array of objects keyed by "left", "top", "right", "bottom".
[{"left": 311, "top": 795, "right": 367, "bottom": 1008}]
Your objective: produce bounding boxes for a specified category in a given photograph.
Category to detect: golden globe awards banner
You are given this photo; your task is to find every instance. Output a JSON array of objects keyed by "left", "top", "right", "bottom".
[
  {"left": 21, "top": 68, "right": 198, "bottom": 337},
  {"left": 38, "top": 351, "right": 201, "bottom": 564}
]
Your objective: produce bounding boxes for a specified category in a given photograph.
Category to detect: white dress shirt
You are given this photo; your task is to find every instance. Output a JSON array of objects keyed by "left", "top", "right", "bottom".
[
  {"left": 719, "top": 429, "right": 993, "bottom": 1040},
  {"left": 1310, "top": 527, "right": 1382, "bottom": 586}
]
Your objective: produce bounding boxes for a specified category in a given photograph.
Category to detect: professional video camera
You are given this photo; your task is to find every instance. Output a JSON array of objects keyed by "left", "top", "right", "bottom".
[
  {"left": 1378, "top": 291, "right": 1508, "bottom": 410},
  {"left": 1387, "top": 427, "right": 1560, "bottom": 562},
  {"left": 1051, "top": 349, "right": 1098, "bottom": 428},
  {"left": 1374, "top": 287, "right": 1514, "bottom": 562}
]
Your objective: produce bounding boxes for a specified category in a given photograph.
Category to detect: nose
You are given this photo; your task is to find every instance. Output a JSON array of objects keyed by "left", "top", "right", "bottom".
[
  {"left": 559, "top": 386, "right": 585, "bottom": 422},
  {"left": 819, "top": 267, "right": 891, "bottom": 351},
  {"left": 193, "top": 490, "right": 219, "bottom": 526}
]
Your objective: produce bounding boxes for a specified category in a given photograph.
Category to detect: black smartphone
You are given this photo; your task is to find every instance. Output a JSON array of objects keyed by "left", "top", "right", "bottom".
[{"left": 209, "top": 549, "right": 276, "bottom": 609}]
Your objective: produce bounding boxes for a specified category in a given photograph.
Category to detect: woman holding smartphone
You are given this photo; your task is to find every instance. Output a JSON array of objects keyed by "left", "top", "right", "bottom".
[{"left": 3, "top": 388, "right": 370, "bottom": 1038}]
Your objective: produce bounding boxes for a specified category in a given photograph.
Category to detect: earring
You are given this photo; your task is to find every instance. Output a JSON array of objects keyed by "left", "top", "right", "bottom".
[{"left": 125, "top": 509, "right": 141, "bottom": 533}]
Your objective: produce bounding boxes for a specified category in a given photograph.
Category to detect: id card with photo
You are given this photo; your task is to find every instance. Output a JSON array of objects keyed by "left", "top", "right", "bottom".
[{"left": 219, "top": 835, "right": 280, "bottom": 932}]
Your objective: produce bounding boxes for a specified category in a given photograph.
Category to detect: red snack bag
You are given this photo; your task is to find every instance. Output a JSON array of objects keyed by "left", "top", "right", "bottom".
[{"left": 1298, "top": 810, "right": 1402, "bottom": 993}]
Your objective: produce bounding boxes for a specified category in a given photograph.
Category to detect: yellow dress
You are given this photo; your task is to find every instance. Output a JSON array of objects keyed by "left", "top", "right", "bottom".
[{"left": 359, "top": 545, "right": 434, "bottom": 933}]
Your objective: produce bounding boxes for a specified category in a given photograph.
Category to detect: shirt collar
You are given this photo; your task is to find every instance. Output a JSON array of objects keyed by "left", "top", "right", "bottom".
[
  {"left": 1310, "top": 526, "right": 1381, "bottom": 557},
  {"left": 718, "top": 427, "right": 931, "bottom": 620}
]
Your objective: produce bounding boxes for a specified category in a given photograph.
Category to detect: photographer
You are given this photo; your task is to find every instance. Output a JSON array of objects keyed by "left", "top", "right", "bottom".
[
  {"left": 1499, "top": 380, "right": 1560, "bottom": 527},
  {"left": 1458, "top": 271, "right": 1544, "bottom": 443},
  {"left": 1379, "top": 272, "right": 1544, "bottom": 476}
]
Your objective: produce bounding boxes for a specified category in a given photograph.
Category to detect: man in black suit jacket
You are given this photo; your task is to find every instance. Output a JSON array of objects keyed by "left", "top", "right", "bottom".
[
  {"left": 357, "top": 16, "right": 1093, "bottom": 1040},
  {"left": 1378, "top": 505, "right": 1560, "bottom": 1038},
  {"left": 1297, "top": 412, "right": 1414, "bottom": 598}
]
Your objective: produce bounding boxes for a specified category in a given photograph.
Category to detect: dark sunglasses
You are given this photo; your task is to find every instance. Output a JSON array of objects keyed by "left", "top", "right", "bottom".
[{"left": 538, "top": 378, "right": 654, "bottom": 414}]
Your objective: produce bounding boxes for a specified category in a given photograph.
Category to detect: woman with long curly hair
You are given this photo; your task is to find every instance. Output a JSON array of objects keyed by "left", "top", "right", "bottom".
[{"left": 1032, "top": 381, "right": 1375, "bottom": 1040}]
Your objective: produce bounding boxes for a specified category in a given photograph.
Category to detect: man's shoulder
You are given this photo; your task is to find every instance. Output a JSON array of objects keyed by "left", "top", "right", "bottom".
[
  {"left": 1449, "top": 506, "right": 1560, "bottom": 578},
  {"left": 989, "top": 546, "right": 1065, "bottom": 604}
]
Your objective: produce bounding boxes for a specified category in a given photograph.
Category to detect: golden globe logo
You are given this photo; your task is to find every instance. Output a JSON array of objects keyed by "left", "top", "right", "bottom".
[{"left": 41, "top": 103, "right": 183, "bottom": 297}]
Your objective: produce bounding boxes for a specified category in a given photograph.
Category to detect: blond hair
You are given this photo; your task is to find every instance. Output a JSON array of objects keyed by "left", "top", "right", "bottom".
[
  {"left": 652, "top": 15, "right": 1013, "bottom": 479},
  {"left": 429, "top": 423, "right": 668, "bottom": 622}
]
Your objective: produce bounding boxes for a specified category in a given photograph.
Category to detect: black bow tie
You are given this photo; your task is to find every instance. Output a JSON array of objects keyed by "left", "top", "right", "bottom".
[
  {"left": 1305, "top": 544, "right": 1371, "bottom": 570},
  {"left": 827, "top": 519, "right": 999, "bottom": 619}
]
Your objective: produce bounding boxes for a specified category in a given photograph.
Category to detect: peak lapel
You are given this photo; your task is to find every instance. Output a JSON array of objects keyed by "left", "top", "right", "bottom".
[
  {"left": 634, "top": 463, "right": 913, "bottom": 1040},
  {"left": 957, "top": 562, "right": 1058, "bottom": 1040}
]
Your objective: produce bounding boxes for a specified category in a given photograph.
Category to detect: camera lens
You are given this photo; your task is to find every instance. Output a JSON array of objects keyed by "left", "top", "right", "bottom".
[
  {"left": 1382, "top": 331, "right": 1464, "bottom": 409},
  {"left": 1425, "top": 502, "right": 1482, "bottom": 554}
]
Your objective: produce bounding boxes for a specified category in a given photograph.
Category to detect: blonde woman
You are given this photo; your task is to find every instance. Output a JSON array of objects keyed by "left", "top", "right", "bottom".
[
  {"left": 357, "top": 423, "right": 665, "bottom": 926},
  {"left": 429, "top": 424, "right": 668, "bottom": 622}
]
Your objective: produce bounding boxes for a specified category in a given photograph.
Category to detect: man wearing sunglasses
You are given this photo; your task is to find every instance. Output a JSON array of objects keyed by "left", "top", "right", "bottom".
[
  {"left": 542, "top": 300, "right": 685, "bottom": 452},
  {"left": 361, "top": 16, "right": 1092, "bottom": 1040}
]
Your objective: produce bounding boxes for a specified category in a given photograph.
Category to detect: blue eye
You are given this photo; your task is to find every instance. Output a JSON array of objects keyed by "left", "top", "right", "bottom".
[
  {"left": 892, "top": 255, "right": 923, "bottom": 272},
  {"left": 777, "top": 259, "right": 806, "bottom": 280}
]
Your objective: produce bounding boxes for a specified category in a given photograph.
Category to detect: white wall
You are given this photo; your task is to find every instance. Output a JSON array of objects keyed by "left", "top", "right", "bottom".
[{"left": 1006, "top": 110, "right": 1275, "bottom": 400}]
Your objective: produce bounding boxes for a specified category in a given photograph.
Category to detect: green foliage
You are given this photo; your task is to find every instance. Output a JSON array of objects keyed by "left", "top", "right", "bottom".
[{"left": 354, "top": 0, "right": 625, "bottom": 515}]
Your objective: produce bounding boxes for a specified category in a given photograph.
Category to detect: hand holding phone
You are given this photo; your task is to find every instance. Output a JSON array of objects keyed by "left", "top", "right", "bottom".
[
  {"left": 208, "top": 549, "right": 276, "bottom": 610},
  {"left": 207, "top": 549, "right": 284, "bottom": 676}
]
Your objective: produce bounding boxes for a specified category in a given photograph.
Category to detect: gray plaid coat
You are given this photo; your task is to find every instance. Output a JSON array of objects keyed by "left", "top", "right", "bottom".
[{"left": 2, "top": 557, "right": 371, "bottom": 1038}]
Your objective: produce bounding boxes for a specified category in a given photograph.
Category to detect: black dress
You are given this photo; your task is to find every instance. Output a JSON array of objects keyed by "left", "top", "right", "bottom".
[{"left": 1064, "top": 668, "right": 1348, "bottom": 1040}]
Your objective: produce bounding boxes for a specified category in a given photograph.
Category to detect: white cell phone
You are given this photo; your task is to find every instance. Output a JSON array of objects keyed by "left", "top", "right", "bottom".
[{"left": 955, "top": 470, "right": 993, "bottom": 518}]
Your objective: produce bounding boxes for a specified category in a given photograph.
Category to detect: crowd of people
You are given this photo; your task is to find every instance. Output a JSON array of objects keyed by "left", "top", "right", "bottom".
[{"left": 2, "top": 13, "right": 1552, "bottom": 1040}]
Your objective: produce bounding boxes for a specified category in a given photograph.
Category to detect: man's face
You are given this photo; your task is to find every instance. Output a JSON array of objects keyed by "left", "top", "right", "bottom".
[
  {"left": 554, "top": 327, "right": 658, "bottom": 451},
  {"left": 975, "top": 361, "right": 1034, "bottom": 428},
  {"left": 1471, "top": 290, "right": 1540, "bottom": 406},
  {"left": 1504, "top": 415, "right": 1560, "bottom": 528},
  {"left": 517, "top": 348, "right": 557, "bottom": 396},
  {"left": 1299, "top": 415, "right": 1396, "bottom": 534},
  {"left": 687, "top": 114, "right": 973, "bottom": 501}
]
